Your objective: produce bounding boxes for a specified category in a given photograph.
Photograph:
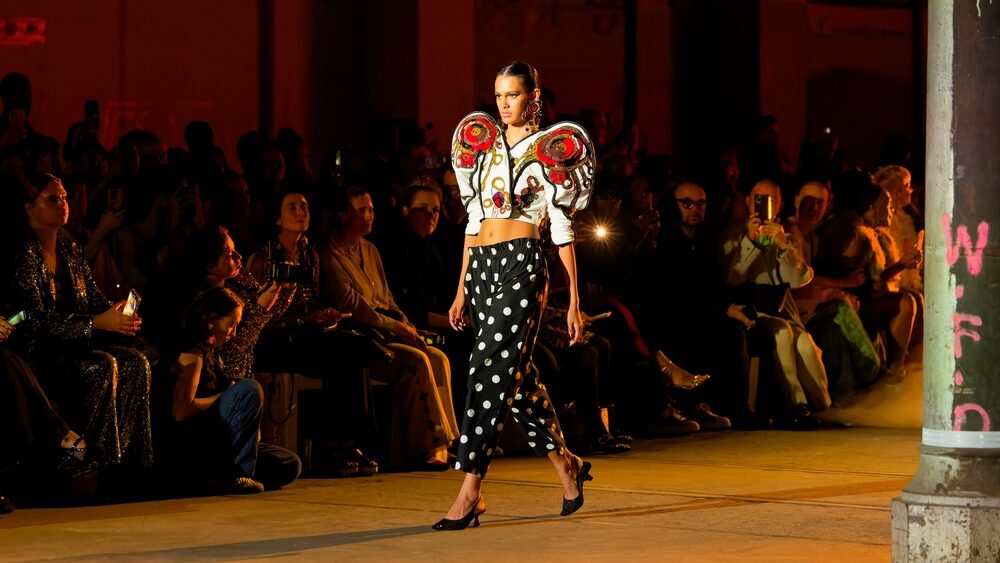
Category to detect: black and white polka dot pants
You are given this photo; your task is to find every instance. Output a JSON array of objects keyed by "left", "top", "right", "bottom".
[{"left": 455, "top": 237, "right": 567, "bottom": 477}]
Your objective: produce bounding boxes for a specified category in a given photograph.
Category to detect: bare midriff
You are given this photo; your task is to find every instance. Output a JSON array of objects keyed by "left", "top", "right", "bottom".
[{"left": 474, "top": 218, "right": 539, "bottom": 246}]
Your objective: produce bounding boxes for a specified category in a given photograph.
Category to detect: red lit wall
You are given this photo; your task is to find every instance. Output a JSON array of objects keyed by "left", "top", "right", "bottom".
[{"left": 0, "top": 0, "right": 259, "bottom": 168}]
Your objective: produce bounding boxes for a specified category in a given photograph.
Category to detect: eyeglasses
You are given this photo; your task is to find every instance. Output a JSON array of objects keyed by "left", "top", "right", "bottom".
[{"left": 675, "top": 198, "right": 707, "bottom": 210}]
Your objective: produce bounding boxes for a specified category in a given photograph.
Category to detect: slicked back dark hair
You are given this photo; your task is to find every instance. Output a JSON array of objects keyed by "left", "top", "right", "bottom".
[{"left": 496, "top": 61, "right": 540, "bottom": 93}]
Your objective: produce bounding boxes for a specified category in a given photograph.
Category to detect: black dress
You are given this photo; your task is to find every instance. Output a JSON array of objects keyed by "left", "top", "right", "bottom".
[{"left": 8, "top": 234, "right": 153, "bottom": 469}]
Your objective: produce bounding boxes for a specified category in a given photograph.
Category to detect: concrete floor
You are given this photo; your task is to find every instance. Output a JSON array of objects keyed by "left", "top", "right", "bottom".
[{"left": 0, "top": 428, "right": 919, "bottom": 562}]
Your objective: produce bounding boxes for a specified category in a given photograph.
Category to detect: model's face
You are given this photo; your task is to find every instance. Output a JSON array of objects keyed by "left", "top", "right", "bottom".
[
  {"left": 674, "top": 183, "right": 707, "bottom": 229},
  {"left": 403, "top": 189, "right": 441, "bottom": 238},
  {"left": 340, "top": 193, "right": 375, "bottom": 237},
  {"left": 495, "top": 76, "right": 537, "bottom": 128},
  {"left": 209, "top": 306, "right": 242, "bottom": 346},
  {"left": 208, "top": 234, "right": 242, "bottom": 282},
  {"left": 25, "top": 179, "right": 70, "bottom": 229},
  {"left": 277, "top": 193, "right": 310, "bottom": 234}
]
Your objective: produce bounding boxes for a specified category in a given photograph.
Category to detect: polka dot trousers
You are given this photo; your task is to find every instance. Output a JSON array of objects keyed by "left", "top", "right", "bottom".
[{"left": 455, "top": 237, "right": 567, "bottom": 477}]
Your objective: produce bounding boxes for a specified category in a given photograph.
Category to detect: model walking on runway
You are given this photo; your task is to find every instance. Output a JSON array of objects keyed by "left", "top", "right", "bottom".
[{"left": 434, "top": 61, "right": 596, "bottom": 530}]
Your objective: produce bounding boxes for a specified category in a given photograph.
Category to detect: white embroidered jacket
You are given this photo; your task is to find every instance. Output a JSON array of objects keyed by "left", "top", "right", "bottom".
[{"left": 451, "top": 111, "right": 596, "bottom": 246}]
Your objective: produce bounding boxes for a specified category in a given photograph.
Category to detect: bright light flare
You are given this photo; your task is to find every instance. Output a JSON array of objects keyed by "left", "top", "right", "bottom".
[{"left": 595, "top": 225, "right": 608, "bottom": 238}]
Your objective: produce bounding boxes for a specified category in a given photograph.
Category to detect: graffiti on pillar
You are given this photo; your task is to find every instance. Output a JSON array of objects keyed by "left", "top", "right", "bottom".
[
  {"left": 945, "top": 213, "right": 993, "bottom": 430},
  {"left": 954, "top": 403, "right": 990, "bottom": 431},
  {"left": 942, "top": 214, "right": 989, "bottom": 276},
  {"left": 953, "top": 312, "right": 983, "bottom": 358}
]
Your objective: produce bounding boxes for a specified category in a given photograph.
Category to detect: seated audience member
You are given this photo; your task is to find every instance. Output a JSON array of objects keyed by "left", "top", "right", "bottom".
[
  {"left": 1, "top": 316, "right": 98, "bottom": 510},
  {"left": 719, "top": 179, "right": 831, "bottom": 426},
  {"left": 784, "top": 181, "right": 881, "bottom": 400},
  {"left": 319, "top": 186, "right": 458, "bottom": 470},
  {"left": 378, "top": 184, "right": 475, "bottom": 394},
  {"left": 650, "top": 180, "right": 749, "bottom": 425},
  {"left": 874, "top": 164, "right": 924, "bottom": 296},
  {"left": 575, "top": 174, "right": 709, "bottom": 392},
  {"left": 170, "top": 287, "right": 298, "bottom": 493},
  {"left": 180, "top": 225, "right": 281, "bottom": 381},
  {"left": 815, "top": 172, "right": 922, "bottom": 381},
  {"left": 8, "top": 171, "right": 154, "bottom": 473},
  {"left": 535, "top": 305, "right": 632, "bottom": 453},
  {"left": 245, "top": 188, "right": 380, "bottom": 476}
]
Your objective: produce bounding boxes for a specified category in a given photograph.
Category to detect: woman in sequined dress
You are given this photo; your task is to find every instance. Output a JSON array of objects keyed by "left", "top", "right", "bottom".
[{"left": 9, "top": 172, "right": 153, "bottom": 471}]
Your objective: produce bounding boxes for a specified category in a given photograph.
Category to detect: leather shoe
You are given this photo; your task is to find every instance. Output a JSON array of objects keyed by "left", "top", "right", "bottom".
[
  {"left": 690, "top": 403, "right": 732, "bottom": 431},
  {"left": 645, "top": 406, "right": 700, "bottom": 435}
]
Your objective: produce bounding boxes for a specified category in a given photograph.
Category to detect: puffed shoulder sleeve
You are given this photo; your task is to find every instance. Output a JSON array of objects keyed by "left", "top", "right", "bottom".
[
  {"left": 536, "top": 122, "right": 596, "bottom": 245},
  {"left": 452, "top": 112, "right": 500, "bottom": 237}
]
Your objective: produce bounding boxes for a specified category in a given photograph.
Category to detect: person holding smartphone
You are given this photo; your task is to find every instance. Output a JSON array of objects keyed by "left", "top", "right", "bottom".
[
  {"left": 719, "top": 179, "right": 830, "bottom": 427},
  {"left": 9, "top": 171, "right": 154, "bottom": 481}
]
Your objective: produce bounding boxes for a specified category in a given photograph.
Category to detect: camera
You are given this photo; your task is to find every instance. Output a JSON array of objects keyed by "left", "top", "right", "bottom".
[{"left": 267, "top": 260, "right": 314, "bottom": 284}]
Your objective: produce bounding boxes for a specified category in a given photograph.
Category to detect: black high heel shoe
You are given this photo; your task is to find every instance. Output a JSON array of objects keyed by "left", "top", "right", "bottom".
[
  {"left": 561, "top": 457, "right": 593, "bottom": 516},
  {"left": 432, "top": 496, "right": 486, "bottom": 530}
]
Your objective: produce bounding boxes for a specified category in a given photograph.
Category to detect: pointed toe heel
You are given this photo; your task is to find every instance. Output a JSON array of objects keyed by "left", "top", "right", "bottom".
[
  {"left": 432, "top": 496, "right": 486, "bottom": 530},
  {"left": 561, "top": 460, "right": 593, "bottom": 516}
]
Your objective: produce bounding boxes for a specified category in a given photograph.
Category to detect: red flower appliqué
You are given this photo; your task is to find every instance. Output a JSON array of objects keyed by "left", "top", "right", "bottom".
[
  {"left": 536, "top": 128, "right": 584, "bottom": 167},
  {"left": 460, "top": 117, "right": 498, "bottom": 152}
]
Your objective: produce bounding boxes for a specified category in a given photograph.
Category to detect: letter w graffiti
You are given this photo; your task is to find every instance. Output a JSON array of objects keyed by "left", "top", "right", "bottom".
[{"left": 942, "top": 214, "right": 989, "bottom": 276}]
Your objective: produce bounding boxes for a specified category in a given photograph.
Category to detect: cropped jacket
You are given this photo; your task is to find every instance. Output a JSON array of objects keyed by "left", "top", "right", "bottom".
[{"left": 451, "top": 112, "right": 596, "bottom": 246}]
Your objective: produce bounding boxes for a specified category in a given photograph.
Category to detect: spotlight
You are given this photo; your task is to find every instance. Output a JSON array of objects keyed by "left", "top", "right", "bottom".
[{"left": 595, "top": 225, "right": 608, "bottom": 238}]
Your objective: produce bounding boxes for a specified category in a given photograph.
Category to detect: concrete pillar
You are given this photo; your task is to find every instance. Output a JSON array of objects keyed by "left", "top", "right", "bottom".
[{"left": 891, "top": 1, "right": 1000, "bottom": 561}]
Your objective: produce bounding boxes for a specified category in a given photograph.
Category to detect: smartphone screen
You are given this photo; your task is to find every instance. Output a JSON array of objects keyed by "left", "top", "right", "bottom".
[
  {"left": 123, "top": 290, "right": 141, "bottom": 317},
  {"left": 7, "top": 310, "right": 26, "bottom": 326}
]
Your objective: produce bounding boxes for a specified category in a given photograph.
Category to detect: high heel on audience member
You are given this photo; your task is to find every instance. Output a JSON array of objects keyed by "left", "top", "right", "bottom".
[
  {"left": 432, "top": 496, "right": 486, "bottom": 530},
  {"left": 561, "top": 457, "right": 593, "bottom": 516},
  {"left": 653, "top": 351, "right": 710, "bottom": 390}
]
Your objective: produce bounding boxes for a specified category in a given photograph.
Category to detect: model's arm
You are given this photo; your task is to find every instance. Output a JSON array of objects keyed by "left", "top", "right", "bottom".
[
  {"left": 557, "top": 243, "right": 583, "bottom": 345},
  {"left": 449, "top": 235, "right": 477, "bottom": 331}
]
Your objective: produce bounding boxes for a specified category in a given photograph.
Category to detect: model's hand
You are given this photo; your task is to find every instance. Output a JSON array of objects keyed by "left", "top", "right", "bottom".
[
  {"left": 566, "top": 305, "right": 584, "bottom": 346},
  {"left": 449, "top": 294, "right": 467, "bottom": 331}
]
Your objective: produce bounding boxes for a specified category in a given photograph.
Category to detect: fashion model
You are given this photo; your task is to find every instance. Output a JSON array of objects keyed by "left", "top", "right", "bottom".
[{"left": 434, "top": 61, "right": 596, "bottom": 530}]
